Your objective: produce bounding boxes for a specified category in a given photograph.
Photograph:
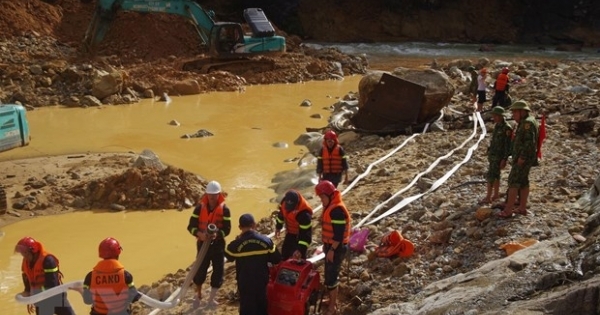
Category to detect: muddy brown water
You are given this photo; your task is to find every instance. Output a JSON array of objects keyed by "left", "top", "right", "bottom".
[{"left": 0, "top": 76, "right": 362, "bottom": 315}]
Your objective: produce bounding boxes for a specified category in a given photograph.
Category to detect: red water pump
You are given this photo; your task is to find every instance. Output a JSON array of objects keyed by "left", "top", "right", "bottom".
[{"left": 267, "top": 259, "right": 321, "bottom": 315}]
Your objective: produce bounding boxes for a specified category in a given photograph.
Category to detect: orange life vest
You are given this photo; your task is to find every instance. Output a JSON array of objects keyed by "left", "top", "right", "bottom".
[
  {"left": 321, "top": 191, "right": 351, "bottom": 245},
  {"left": 21, "top": 248, "right": 60, "bottom": 291},
  {"left": 375, "top": 230, "right": 415, "bottom": 258},
  {"left": 280, "top": 192, "right": 313, "bottom": 235},
  {"left": 321, "top": 145, "right": 344, "bottom": 174},
  {"left": 495, "top": 73, "right": 509, "bottom": 91},
  {"left": 197, "top": 194, "right": 226, "bottom": 232},
  {"left": 90, "top": 259, "right": 129, "bottom": 315}
]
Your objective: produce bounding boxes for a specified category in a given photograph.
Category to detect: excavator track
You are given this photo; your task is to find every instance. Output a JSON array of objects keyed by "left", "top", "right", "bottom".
[{"left": 181, "top": 57, "right": 276, "bottom": 75}]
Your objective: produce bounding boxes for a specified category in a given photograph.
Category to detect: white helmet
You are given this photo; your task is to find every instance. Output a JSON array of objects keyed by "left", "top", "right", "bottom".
[{"left": 205, "top": 181, "right": 222, "bottom": 194}]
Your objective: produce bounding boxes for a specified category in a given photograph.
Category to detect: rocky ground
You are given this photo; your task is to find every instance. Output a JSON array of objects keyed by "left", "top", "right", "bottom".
[
  {"left": 2, "top": 57, "right": 599, "bottom": 315},
  {"left": 2, "top": 0, "right": 600, "bottom": 315}
]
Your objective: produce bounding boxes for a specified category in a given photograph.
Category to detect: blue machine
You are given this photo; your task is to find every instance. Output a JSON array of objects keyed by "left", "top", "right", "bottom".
[{"left": 0, "top": 104, "right": 31, "bottom": 153}]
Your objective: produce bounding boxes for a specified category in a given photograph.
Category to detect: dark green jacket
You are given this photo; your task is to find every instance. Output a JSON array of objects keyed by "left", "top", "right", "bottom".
[
  {"left": 512, "top": 115, "right": 538, "bottom": 166},
  {"left": 488, "top": 120, "right": 513, "bottom": 160}
]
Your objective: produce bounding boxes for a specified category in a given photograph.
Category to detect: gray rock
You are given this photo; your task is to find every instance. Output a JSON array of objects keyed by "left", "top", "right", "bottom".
[{"left": 110, "top": 203, "right": 126, "bottom": 211}]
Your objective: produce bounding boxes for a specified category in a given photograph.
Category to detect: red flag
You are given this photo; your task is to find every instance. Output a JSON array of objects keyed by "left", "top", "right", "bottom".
[{"left": 537, "top": 114, "right": 546, "bottom": 160}]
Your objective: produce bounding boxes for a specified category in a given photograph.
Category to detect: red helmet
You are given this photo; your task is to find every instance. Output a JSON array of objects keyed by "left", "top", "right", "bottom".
[
  {"left": 324, "top": 130, "right": 337, "bottom": 141},
  {"left": 502, "top": 67, "right": 509, "bottom": 74},
  {"left": 315, "top": 180, "right": 337, "bottom": 196},
  {"left": 99, "top": 237, "right": 122, "bottom": 259},
  {"left": 15, "top": 237, "right": 41, "bottom": 254}
]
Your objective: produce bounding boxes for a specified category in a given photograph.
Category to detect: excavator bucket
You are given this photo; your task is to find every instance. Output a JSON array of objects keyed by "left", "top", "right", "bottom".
[{"left": 352, "top": 73, "right": 426, "bottom": 132}]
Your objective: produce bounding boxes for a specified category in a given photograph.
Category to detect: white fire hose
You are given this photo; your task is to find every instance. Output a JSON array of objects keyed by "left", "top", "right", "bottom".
[{"left": 15, "top": 224, "right": 219, "bottom": 311}]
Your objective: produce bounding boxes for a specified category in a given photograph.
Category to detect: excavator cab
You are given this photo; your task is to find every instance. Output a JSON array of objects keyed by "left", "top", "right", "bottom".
[{"left": 209, "top": 23, "right": 245, "bottom": 58}]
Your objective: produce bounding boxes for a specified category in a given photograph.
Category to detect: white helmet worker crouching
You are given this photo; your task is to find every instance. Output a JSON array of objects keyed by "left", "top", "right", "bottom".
[{"left": 205, "top": 181, "right": 222, "bottom": 194}]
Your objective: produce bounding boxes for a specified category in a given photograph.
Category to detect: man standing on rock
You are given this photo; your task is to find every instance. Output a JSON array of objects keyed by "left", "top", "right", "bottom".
[
  {"left": 476, "top": 68, "right": 488, "bottom": 112},
  {"left": 480, "top": 106, "right": 513, "bottom": 204},
  {"left": 317, "top": 130, "right": 349, "bottom": 188},
  {"left": 225, "top": 214, "right": 281, "bottom": 315},
  {"left": 492, "top": 67, "right": 510, "bottom": 108},
  {"left": 187, "top": 180, "right": 231, "bottom": 307},
  {"left": 275, "top": 190, "right": 313, "bottom": 260},
  {"left": 498, "top": 101, "right": 538, "bottom": 218},
  {"left": 315, "top": 180, "right": 351, "bottom": 315}
]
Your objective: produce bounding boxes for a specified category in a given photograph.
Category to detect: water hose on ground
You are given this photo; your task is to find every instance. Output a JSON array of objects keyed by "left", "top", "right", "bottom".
[
  {"left": 365, "top": 112, "right": 485, "bottom": 225},
  {"left": 357, "top": 112, "right": 479, "bottom": 227},
  {"left": 268, "top": 122, "right": 430, "bottom": 240}
]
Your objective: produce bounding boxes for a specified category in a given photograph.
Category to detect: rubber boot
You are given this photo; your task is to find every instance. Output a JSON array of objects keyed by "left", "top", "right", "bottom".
[{"left": 207, "top": 287, "right": 219, "bottom": 307}]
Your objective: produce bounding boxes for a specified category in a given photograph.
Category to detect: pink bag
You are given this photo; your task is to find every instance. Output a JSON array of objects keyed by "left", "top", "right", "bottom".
[{"left": 348, "top": 228, "right": 369, "bottom": 253}]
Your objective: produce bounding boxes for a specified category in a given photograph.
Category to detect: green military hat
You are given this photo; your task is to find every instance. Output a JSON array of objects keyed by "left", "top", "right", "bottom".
[
  {"left": 491, "top": 106, "right": 505, "bottom": 115},
  {"left": 509, "top": 100, "right": 531, "bottom": 111}
]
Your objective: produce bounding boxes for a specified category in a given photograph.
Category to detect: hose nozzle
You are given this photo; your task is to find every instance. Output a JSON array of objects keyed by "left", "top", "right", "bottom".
[{"left": 207, "top": 223, "right": 218, "bottom": 235}]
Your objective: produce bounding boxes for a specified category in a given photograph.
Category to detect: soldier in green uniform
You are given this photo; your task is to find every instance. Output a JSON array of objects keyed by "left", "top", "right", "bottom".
[
  {"left": 468, "top": 66, "right": 478, "bottom": 103},
  {"left": 480, "top": 106, "right": 512, "bottom": 204},
  {"left": 497, "top": 100, "right": 538, "bottom": 218}
]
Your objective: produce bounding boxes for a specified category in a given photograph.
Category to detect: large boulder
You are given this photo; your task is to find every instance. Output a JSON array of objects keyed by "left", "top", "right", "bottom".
[
  {"left": 358, "top": 68, "right": 455, "bottom": 125},
  {"left": 293, "top": 132, "right": 323, "bottom": 155},
  {"left": 92, "top": 70, "right": 124, "bottom": 100},
  {"left": 357, "top": 70, "right": 386, "bottom": 109},
  {"left": 173, "top": 79, "right": 201, "bottom": 95}
]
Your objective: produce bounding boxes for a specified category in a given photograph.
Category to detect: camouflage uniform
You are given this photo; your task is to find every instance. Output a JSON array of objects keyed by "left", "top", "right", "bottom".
[
  {"left": 486, "top": 120, "right": 512, "bottom": 182},
  {"left": 469, "top": 69, "right": 478, "bottom": 96},
  {"left": 508, "top": 115, "right": 538, "bottom": 188}
]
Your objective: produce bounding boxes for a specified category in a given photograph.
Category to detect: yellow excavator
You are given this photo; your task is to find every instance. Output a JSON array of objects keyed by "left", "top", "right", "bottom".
[{"left": 83, "top": 0, "right": 286, "bottom": 73}]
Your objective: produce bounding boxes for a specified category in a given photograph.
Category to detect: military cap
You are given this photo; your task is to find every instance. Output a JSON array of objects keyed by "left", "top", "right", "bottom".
[
  {"left": 509, "top": 100, "right": 531, "bottom": 111},
  {"left": 491, "top": 106, "right": 505, "bottom": 115}
]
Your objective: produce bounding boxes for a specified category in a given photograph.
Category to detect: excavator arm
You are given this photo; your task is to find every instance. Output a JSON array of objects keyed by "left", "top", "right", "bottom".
[{"left": 83, "top": 0, "right": 217, "bottom": 50}]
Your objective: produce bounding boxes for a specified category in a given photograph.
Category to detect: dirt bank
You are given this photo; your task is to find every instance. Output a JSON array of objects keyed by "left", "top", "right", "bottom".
[{"left": 0, "top": 0, "right": 367, "bottom": 107}]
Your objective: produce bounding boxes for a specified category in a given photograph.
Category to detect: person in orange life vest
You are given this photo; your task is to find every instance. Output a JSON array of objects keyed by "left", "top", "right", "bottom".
[
  {"left": 15, "top": 236, "right": 75, "bottom": 315},
  {"left": 225, "top": 214, "right": 281, "bottom": 315},
  {"left": 315, "top": 180, "right": 351, "bottom": 315},
  {"left": 476, "top": 68, "right": 488, "bottom": 112},
  {"left": 492, "top": 67, "right": 510, "bottom": 108},
  {"left": 82, "top": 238, "right": 140, "bottom": 315},
  {"left": 317, "top": 130, "right": 349, "bottom": 188},
  {"left": 186, "top": 180, "right": 231, "bottom": 307},
  {"left": 274, "top": 190, "right": 313, "bottom": 260}
]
